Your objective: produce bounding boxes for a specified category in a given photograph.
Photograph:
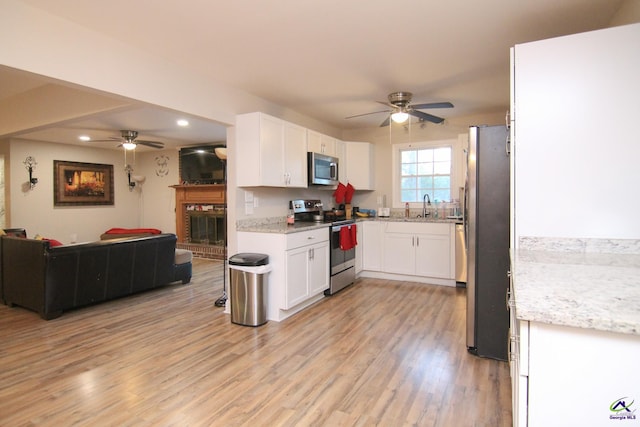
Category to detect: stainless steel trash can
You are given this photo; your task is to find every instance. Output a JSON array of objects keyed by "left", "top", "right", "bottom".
[{"left": 229, "top": 253, "right": 270, "bottom": 326}]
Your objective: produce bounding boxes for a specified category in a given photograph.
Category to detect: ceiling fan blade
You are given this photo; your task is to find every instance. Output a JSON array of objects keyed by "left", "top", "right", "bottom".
[
  {"left": 376, "top": 101, "right": 398, "bottom": 109},
  {"left": 136, "top": 140, "right": 165, "bottom": 149},
  {"left": 87, "top": 139, "right": 117, "bottom": 143},
  {"left": 409, "top": 110, "right": 445, "bottom": 124},
  {"left": 345, "top": 109, "right": 391, "bottom": 119},
  {"left": 379, "top": 116, "right": 391, "bottom": 127},
  {"left": 410, "top": 101, "right": 454, "bottom": 110}
]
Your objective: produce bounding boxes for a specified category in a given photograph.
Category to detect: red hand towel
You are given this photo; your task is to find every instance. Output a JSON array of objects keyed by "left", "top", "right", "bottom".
[
  {"left": 340, "top": 226, "right": 353, "bottom": 250},
  {"left": 350, "top": 224, "right": 357, "bottom": 247}
]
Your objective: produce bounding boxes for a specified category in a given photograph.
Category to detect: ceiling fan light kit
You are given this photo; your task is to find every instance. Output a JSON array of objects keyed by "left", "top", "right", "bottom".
[
  {"left": 82, "top": 129, "right": 166, "bottom": 150},
  {"left": 346, "top": 91, "right": 453, "bottom": 127},
  {"left": 391, "top": 111, "right": 409, "bottom": 123}
]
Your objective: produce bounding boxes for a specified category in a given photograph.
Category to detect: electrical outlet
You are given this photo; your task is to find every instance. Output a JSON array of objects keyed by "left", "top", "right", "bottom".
[
  {"left": 244, "top": 190, "right": 254, "bottom": 203},
  {"left": 253, "top": 196, "right": 259, "bottom": 207}
]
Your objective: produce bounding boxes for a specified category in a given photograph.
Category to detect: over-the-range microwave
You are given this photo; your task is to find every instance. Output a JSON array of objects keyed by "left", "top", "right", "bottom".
[{"left": 308, "top": 152, "right": 339, "bottom": 186}]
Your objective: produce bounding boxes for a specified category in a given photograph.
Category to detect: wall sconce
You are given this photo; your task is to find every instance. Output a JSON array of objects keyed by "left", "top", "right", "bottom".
[
  {"left": 124, "top": 164, "right": 145, "bottom": 191},
  {"left": 125, "top": 164, "right": 136, "bottom": 190},
  {"left": 23, "top": 156, "right": 38, "bottom": 190}
]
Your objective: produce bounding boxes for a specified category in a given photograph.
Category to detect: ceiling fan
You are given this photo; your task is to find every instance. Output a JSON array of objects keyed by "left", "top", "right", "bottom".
[
  {"left": 346, "top": 92, "right": 454, "bottom": 127},
  {"left": 100, "top": 130, "right": 165, "bottom": 150}
]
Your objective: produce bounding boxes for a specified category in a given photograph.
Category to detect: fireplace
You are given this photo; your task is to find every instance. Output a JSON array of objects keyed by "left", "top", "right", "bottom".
[
  {"left": 186, "top": 205, "right": 226, "bottom": 245},
  {"left": 171, "top": 184, "right": 226, "bottom": 260}
]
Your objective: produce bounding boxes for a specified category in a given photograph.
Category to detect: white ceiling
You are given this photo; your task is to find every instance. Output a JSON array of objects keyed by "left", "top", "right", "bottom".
[{"left": 2, "top": 0, "right": 636, "bottom": 150}]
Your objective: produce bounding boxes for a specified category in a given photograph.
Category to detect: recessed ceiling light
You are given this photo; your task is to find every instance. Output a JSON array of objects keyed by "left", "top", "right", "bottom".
[
  {"left": 177, "top": 119, "right": 189, "bottom": 127},
  {"left": 79, "top": 135, "right": 91, "bottom": 141}
]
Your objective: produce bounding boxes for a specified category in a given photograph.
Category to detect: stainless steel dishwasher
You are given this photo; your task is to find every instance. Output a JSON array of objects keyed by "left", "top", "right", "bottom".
[{"left": 455, "top": 223, "right": 467, "bottom": 283}]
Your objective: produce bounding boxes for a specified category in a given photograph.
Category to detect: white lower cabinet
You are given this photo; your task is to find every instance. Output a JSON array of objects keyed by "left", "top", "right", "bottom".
[
  {"left": 361, "top": 221, "right": 383, "bottom": 271},
  {"left": 383, "top": 222, "right": 454, "bottom": 280},
  {"left": 382, "top": 232, "right": 415, "bottom": 274},
  {"left": 237, "top": 227, "right": 329, "bottom": 321},
  {"left": 508, "top": 274, "right": 528, "bottom": 427},
  {"left": 512, "top": 319, "right": 640, "bottom": 427},
  {"left": 355, "top": 223, "right": 363, "bottom": 274},
  {"left": 284, "top": 235, "right": 329, "bottom": 309},
  {"left": 359, "top": 220, "right": 455, "bottom": 285}
]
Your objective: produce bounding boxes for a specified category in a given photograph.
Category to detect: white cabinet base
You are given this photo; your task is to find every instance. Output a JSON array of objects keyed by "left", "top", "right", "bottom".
[
  {"left": 237, "top": 229, "right": 329, "bottom": 322},
  {"left": 358, "top": 270, "right": 456, "bottom": 287}
]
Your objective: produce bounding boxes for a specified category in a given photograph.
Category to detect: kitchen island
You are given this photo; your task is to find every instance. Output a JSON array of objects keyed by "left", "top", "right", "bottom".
[{"left": 509, "top": 237, "right": 640, "bottom": 427}]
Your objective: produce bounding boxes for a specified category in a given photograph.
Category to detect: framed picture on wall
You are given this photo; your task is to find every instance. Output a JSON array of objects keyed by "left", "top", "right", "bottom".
[{"left": 53, "top": 160, "right": 114, "bottom": 206}]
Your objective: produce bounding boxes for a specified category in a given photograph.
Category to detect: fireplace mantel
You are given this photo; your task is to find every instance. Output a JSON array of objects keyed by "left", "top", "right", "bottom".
[
  {"left": 171, "top": 184, "right": 226, "bottom": 259},
  {"left": 171, "top": 184, "right": 225, "bottom": 205}
]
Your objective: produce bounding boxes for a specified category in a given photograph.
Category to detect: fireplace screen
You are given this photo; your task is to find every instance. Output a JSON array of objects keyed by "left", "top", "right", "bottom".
[{"left": 186, "top": 205, "right": 226, "bottom": 245}]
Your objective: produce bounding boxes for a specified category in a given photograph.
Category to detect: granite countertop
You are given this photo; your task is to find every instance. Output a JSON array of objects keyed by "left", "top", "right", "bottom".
[
  {"left": 237, "top": 219, "right": 330, "bottom": 234},
  {"left": 512, "top": 237, "right": 640, "bottom": 336},
  {"left": 359, "top": 216, "right": 461, "bottom": 223},
  {"left": 236, "top": 215, "right": 459, "bottom": 234}
]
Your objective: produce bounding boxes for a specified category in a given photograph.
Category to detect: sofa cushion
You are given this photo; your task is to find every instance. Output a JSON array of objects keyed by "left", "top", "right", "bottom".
[{"left": 175, "top": 248, "right": 193, "bottom": 265}]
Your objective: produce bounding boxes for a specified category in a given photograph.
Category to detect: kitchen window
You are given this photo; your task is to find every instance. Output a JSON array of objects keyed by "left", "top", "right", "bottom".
[{"left": 393, "top": 143, "right": 453, "bottom": 206}]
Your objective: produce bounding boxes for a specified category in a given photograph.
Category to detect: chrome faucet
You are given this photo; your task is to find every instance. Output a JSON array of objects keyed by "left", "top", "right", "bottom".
[{"left": 422, "top": 193, "right": 431, "bottom": 217}]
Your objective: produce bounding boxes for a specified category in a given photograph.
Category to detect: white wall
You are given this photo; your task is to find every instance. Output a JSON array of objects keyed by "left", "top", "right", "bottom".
[
  {"left": 8, "top": 139, "right": 141, "bottom": 242},
  {"left": 135, "top": 148, "right": 181, "bottom": 234},
  {"left": 514, "top": 23, "right": 640, "bottom": 240},
  {"left": 341, "top": 110, "right": 504, "bottom": 211},
  {"left": 0, "top": 0, "right": 341, "bottom": 252}
]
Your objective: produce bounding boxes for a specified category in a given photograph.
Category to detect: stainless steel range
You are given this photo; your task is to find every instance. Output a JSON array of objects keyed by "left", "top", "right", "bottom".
[{"left": 290, "top": 199, "right": 356, "bottom": 295}]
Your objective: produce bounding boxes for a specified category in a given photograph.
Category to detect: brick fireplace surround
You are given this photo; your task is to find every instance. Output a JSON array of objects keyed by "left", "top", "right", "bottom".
[{"left": 171, "top": 184, "right": 226, "bottom": 260}]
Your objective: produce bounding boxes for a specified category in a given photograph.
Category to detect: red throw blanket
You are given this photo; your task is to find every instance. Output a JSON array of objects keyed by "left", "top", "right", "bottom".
[
  {"left": 339, "top": 224, "right": 357, "bottom": 250},
  {"left": 104, "top": 228, "right": 162, "bottom": 235}
]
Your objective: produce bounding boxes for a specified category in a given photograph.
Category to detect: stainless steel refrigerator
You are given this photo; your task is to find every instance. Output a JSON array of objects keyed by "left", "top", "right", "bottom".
[{"left": 465, "top": 125, "right": 510, "bottom": 361}]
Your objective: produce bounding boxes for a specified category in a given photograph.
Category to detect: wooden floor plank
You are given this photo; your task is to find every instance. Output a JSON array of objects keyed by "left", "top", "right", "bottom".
[{"left": 0, "top": 258, "right": 511, "bottom": 426}]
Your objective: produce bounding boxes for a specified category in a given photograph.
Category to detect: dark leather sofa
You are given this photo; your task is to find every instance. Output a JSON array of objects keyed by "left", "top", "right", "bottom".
[{"left": 1, "top": 233, "right": 191, "bottom": 319}]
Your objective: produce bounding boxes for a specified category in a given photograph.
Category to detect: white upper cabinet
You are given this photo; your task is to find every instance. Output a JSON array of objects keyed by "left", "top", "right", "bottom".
[
  {"left": 283, "top": 122, "right": 308, "bottom": 187},
  {"left": 342, "top": 141, "right": 374, "bottom": 190},
  {"left": 307, "top": 130, "right": 337, "bottom": 156},
  {"left": 236, "top": 112, "right": 308, "bottom": 188}
]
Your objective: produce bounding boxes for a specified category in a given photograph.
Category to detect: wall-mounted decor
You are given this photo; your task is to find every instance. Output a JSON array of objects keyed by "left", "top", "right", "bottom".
[
  {"left": 155, "top": 154, "right": 170, "bottom": 177},
  {"left": 23, "top": 156, "right": 38, "bottom": 190},
  {"left": 53, "top": 160, "right": 114, "bottom": 206}
]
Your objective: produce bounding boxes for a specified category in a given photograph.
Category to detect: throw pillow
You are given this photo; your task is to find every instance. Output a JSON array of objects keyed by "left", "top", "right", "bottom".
[{"left": 34, "top": 234, "right": 64, "bottom": 247}]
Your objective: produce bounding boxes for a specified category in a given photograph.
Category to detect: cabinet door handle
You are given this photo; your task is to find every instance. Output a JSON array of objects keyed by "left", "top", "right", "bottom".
[
  {"left": 416, "top": 236, "right": 419, "bottom": 246},
  {"left": 309, "top": 248, "right": 314, "bottom": 260}
]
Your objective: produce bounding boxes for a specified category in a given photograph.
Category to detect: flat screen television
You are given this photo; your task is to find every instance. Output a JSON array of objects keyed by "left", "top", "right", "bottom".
[{"left": 179, "top": 145, "right": 226, "bottom": 184}]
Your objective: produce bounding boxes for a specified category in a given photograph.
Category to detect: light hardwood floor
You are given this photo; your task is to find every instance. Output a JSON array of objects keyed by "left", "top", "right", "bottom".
[{"left": 0, "top": 258, "right": 511, "bottom": 426}]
